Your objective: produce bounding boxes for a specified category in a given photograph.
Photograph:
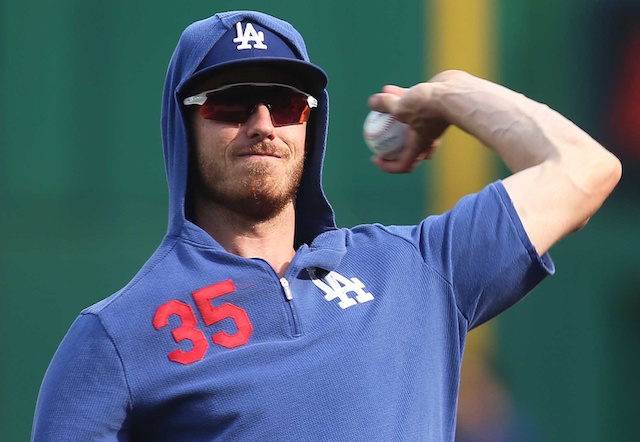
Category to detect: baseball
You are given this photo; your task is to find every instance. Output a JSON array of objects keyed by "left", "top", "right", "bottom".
[{"left": 363, "top": 111, "right": 409, "bottom": 159}]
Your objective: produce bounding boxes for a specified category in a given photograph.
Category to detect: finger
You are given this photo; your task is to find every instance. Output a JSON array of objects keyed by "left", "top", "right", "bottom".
[
  {"left": 371, "top": 155, "right": 413, "bottom": 174},
  {"left": 371, "top": 137, "right": 421, "bottom": 174},
  {"left": 371, "top": 153, "right": 424, "bottom": 174},
  {"left": 381, "top": 85, "right": 407, "bottom": 97},
  {"left": 367, "top": 92, "right": 400, "bottom": 114},
  {"left": 368, "top": 85, "right": 408, "bottom": 114}
]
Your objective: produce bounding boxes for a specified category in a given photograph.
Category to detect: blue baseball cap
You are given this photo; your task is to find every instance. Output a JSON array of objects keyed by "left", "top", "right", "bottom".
[{"left": 183, "top": 20, "right": 328, "bottom": 94}]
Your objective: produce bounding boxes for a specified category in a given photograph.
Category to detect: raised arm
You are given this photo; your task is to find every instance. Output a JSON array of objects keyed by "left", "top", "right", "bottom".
[{"left": 368, "top": 70, "right": 622, "bottom": 255}]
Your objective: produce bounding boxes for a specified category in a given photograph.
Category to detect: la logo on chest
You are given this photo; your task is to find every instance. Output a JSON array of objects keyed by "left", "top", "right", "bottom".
[
  {"left": 233, "top": 22, "right": 267, "bottom": 50},
  {"left": 308, "top": 269, "right": 375, "bottom": 309}
]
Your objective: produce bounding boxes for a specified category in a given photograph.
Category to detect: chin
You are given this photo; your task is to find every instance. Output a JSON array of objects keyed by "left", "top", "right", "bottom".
[
  {"left": 229, "top": 190, "right": 294, "bottom": 221},
  {"left": 193, "top": 156, "right": 303, "bottom": 222},
  {"left": 197, "top": 177, "right": 296, "bottom": 222}
]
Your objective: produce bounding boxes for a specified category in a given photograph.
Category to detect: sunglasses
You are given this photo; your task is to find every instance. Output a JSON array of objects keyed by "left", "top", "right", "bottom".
[{"left": 182, "top": 82, "right": 318, "bottom": 127}]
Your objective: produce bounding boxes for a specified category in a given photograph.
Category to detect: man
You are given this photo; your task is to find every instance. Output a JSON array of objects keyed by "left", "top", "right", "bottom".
[{"left": 32, "top": 10, "right": 621, "bottom": 441}]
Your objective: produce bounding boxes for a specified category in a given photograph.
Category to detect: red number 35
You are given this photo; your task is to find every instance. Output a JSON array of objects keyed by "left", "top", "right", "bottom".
[{"left": 152, "top": 279, "right": 253, "bottom": 365}]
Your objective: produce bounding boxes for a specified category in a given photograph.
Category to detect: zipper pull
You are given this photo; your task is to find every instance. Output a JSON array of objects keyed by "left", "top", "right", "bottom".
[{"left": 280, "top": 277, "right": 293, "bottom": 301}]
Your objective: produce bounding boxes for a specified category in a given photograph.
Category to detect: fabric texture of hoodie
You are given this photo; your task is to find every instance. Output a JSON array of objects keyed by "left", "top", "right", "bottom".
[{"left": 32, "top": 11, "right": 554, "bottom": 442}]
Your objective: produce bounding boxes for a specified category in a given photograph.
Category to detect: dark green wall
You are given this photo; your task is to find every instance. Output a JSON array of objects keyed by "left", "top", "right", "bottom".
[
  {"left": 497, "top": 0, "right": 640, "bottom": 440},
  {"left": 2, "top": 1, "right": 638, "bottom": 441}
]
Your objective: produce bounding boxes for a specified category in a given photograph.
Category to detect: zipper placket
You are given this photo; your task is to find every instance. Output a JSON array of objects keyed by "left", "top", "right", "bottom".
[{"left": 279, "top": 277, "right": 301, "bottom": 337}]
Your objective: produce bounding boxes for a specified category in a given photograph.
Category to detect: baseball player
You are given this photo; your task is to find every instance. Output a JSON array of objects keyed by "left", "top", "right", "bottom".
[{"left": 32, "top": 10, "right": 621, "bottom": 441}]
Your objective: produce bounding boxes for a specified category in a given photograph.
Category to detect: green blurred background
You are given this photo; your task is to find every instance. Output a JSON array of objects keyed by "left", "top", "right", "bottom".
[{"left": 2, "top": 0, "right": 639, "bottom": 440}]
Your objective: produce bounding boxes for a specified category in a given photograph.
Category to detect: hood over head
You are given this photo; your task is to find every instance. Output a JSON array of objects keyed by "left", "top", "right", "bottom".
[{"left": 161, "top": 11, "right": 336, "bottom": 248}]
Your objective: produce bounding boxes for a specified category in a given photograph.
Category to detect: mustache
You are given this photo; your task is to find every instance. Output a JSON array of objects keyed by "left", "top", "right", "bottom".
[{"left": 235, "top": 142, "right": 290, "bottom": 158}]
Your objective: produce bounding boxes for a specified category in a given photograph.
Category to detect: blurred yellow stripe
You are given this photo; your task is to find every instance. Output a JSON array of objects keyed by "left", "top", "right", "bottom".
[
  {"left": 428, "top": 0, "right": 498, "bottom": 215},
  {"left": 427, "top": 0, "right": 498, "bottom": 356}
]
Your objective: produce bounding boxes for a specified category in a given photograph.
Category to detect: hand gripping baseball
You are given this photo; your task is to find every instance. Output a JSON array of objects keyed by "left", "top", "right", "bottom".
[{"left": 368, "top": 83, "right": 449, "bottom": 174}]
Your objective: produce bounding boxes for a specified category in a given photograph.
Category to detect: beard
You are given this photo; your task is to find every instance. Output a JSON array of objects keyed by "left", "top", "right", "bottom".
[{"left": 190, "top": 141, "right": 305, "bottom": 222}]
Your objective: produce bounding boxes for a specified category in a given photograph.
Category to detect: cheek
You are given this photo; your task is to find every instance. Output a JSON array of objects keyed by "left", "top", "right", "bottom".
[
  {"left": 193, "top": 122, "right": 237, "bottom": 161},
  {"left": 281, "top": 124, "right": 308, "bottom": 159}
]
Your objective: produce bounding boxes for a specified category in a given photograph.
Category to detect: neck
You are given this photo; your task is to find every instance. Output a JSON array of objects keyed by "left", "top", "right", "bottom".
[{"left": 194, "top": 200, "right": 296, "bottom": 277}]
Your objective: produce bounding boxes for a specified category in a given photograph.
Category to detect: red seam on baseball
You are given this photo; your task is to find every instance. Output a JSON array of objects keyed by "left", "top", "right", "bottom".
[{"left": 364, "top": 115, "right": 396, "bottom": 139}]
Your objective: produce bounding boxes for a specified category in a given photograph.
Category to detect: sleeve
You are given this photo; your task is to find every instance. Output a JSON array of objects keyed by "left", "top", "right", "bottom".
[
  {"left": 32, "top": 313, "right": 132, "bottom": 441},
  {"left": 389, "top": 181, "right": 554, "bottom": 329}
]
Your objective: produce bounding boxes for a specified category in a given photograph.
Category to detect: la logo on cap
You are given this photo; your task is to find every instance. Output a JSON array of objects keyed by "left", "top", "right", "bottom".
[{"left": 233, "top": 22, "right": 267, "bottom": 50}]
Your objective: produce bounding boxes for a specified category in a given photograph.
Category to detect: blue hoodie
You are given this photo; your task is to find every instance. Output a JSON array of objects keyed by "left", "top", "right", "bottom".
[{"left": 32, "top": 11, "right": 554, "bottom": 442}]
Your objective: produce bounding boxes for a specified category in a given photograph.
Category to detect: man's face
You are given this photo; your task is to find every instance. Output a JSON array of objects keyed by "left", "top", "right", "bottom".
[{"left": 187, "top": 68, "right": 310, "bottom": 221}]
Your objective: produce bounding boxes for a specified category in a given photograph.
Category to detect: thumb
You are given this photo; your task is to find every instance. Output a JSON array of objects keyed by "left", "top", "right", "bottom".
[{"left": 367, "top": 85, "right": 407, "bottom": 115}]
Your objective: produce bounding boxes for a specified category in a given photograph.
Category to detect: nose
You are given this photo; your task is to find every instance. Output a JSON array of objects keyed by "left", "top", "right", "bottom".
[{"left": 245, "top": 104, "right": 275, "bottom": 140}]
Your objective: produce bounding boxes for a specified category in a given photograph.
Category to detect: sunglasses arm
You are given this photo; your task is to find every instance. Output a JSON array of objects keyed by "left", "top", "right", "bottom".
[{"left": 183, "top": 94, "right": 208, "bottom": 106}]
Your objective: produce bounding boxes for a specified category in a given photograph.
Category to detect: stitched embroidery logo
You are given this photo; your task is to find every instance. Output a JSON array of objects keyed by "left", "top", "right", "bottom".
[
  {"left": 308, "top": 269, "right": 375, "bottom": 309},
  {"left": 233, "top": 22, "right": 268, "bottom": 50}
]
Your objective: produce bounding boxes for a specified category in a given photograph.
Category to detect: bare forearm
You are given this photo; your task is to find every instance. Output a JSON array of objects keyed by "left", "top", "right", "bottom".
[
  {"left": 368, "top": 70, "right": 622, "bottom": 254},
  {"left": 429, "top": 71, "right": 610, "bottom": 176},
  {"left": 432, "top": 73, "right": 557, "bottom": 172}
]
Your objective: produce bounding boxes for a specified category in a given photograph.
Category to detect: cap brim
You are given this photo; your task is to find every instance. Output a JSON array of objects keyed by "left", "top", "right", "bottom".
[{"left": 181, "top": 58, "right": 328, "bottom": 97}]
